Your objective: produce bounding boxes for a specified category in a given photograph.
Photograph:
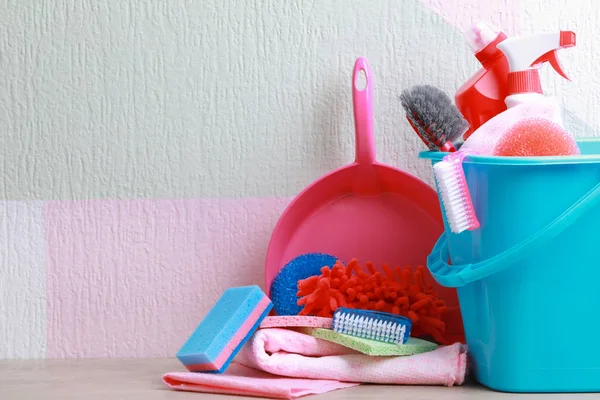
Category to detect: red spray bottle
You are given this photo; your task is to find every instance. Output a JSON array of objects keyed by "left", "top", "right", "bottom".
[{"left": 455, "top": 21, "right": 510, "bottom": 140}]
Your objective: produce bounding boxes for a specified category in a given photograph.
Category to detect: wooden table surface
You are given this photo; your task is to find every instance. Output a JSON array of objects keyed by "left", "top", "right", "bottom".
[{"left": 1, "top": 358, "right": 599, "bottom": 399}]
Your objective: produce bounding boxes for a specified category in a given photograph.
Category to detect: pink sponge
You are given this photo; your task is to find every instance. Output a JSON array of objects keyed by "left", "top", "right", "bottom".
[
  {"left": 461, "top": 102, "right": 561, "bottom": 155},
  {"left": 259, "top": 316, "right": 332, "bottom": 329},
  {"left": 492, "top": 117, "right": 580, "bottom": 157}
]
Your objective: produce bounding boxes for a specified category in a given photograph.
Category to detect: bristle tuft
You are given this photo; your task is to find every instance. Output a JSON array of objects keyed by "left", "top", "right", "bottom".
[
  {"left": 400, "top": 85, "right": 469, "bottom": 151},
  {"left": 433, "top": 157, "right": 479, "bottom": 233},
  {"left": 332, "top": 308, "right": 409, "bottom": 345}
]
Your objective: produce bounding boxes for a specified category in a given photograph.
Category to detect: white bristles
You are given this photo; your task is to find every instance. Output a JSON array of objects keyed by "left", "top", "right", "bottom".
[
  {"left": 433, "top": 157, "right": 477, "bottom": 234},
  {"left": 332, "top": 311, "right": 407, "bottom": 344}
]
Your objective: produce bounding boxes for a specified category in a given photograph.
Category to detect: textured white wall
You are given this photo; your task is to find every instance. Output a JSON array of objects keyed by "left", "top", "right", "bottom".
[
  {"left": 1, "top": 0, "right": 599, "bottom": 359},
  {"left": 0, "top": 202, "right": 46, "bottom": 359},
  {"left": 2, "top": 0, "right": 596, "bottom": 201},
  {"left": 1, "top": 0, "right": 477, "bottom": 201}
]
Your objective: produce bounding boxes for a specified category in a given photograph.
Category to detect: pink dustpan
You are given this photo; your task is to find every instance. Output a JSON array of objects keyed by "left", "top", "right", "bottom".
[{"left": 265, "top": 57, "right": 461, "bottom": 336}]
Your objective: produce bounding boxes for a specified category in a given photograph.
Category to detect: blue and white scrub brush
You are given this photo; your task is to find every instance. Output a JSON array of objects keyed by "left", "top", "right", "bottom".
[{"left": 332, "top": 307, "right": 412, "bottom": 345}]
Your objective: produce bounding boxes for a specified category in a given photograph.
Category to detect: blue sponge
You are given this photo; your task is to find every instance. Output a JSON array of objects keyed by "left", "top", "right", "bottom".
[
  {"left": 270, "top": 253, "right": 340, "bottom": 315},
  {"left": 176, "top": 285, "right": 272, "bottom": 373}
]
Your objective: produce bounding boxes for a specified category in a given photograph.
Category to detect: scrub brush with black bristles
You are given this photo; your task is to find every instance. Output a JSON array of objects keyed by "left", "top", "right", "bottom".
[{"left": 399, "top": 85, "right": 469, "bottom": 152}]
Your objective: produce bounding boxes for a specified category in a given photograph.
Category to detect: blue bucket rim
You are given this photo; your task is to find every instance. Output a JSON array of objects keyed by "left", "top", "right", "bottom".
[{"left": 419, "top": 137, "right": 600, "bottom": 166}]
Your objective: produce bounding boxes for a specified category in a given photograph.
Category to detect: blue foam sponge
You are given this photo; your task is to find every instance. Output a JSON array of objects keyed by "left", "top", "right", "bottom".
[
  {"left": 176, "top": 285, "right": 272, "bottom": 373},
  {"left": 270, "top": 253, "right": 340, "bottom": 315}
]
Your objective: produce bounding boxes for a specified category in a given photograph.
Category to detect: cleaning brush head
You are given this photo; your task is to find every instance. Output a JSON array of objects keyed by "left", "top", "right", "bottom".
[
  {"left": 332, "top": 307, "right": 412, "bottom": 345},
  {"left": 433, "top": 150, "right": 480, "bottom": 234},
  {"left": 400, "top": 85, "right": 469, "bottom": 152}
]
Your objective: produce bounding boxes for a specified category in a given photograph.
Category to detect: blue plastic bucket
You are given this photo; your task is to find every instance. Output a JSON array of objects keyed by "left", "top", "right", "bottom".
[{"left": 420, "top": 138, "right": 600, "bottom": 393}]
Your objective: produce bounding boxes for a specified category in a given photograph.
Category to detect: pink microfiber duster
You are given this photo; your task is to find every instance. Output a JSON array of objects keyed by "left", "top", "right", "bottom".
[
  {"left": 295, "top": 259, "right": 463, "bottom": 345},
  {"left": 493, "top": 117, "right": 580, "bottom": 156}
]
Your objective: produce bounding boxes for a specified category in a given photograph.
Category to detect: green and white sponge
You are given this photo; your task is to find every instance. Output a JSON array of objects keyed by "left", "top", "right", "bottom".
[{"left": 300, "top": 328, "right": 437, "bottom": 356}]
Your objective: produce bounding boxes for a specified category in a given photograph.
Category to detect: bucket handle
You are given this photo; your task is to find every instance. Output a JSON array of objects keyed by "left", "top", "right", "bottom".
[{"left": 427, "top": 179, "right": 600, "bottom": 288}]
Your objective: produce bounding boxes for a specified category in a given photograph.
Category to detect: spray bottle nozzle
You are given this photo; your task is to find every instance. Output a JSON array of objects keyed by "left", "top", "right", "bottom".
[
  {"left": 560, "top": 31, "right": 576, "bottom": 47},
  {"left": 532, "top": 50, "right": 569, "bottom": 80},
  {"left": 529, "top": 31, "right": 576, "bottom": 81},
  {"left": 496, "top": 31, "right": 576, "bottom": 95}
]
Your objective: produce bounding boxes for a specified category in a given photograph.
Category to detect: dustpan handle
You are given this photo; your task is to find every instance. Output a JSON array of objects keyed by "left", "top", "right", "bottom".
[
  {"left": 427, "top": 179, "right": 600, "bottom": 288},
  {"left": 352, "top": 57, "right": 376, "bottom": 165}
]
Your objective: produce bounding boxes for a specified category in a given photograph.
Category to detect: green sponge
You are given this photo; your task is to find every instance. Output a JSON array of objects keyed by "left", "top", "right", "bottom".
[{"left": 300, "top": 328, "right": 437, "bottom": 356}]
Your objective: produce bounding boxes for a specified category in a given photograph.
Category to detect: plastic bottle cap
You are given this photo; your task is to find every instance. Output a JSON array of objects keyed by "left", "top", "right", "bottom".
[
  {"left": 464, "top": 21, "right": 501, "bottom": 53},
  {"left": 507, "top": 69, "right": 543, "bottom": 94}
]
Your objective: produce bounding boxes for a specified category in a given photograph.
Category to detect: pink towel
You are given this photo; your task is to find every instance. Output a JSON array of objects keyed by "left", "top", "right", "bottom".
[
  {"left": 163, "top": 363, "right": 358, "bottom": 399},
  {"left": 163, "top": 328, "right": 467, "bottom": 398},
  {"left": 236, "top": 328, "right": 467, "bottom": 386}
]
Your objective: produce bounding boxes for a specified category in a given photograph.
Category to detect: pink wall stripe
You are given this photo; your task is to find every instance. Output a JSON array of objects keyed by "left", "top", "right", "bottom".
[{"left": 44, "top": 197, "right": 290, "bottom": 358}]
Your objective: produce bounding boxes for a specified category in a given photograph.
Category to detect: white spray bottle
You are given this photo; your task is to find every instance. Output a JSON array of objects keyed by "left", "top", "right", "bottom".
[
  {"left": 496, "top": 31, "right": 576, "bottom": 125},
  {"left": 460, "top": 30, "right": 576, "bottom": 154}
]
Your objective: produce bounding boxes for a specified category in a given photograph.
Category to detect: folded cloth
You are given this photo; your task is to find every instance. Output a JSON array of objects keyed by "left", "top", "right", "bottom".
[
  {"left": 162, "top": 363, "right": 358, "bottom": 399},
  {"left": 235, "top": 328, "right": 467, "bottom": 386},
  {"left": 162, "top": 328, "right": 467, "bottom": 398}
]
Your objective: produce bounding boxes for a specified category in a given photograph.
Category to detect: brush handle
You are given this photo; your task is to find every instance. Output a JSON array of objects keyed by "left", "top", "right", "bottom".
[
  {"left": 352, "top": 57, "right": 376, "bottom": 165},
  {"left": 440, "top": 141, "right": 457, "bottom": 152},
  {"left": 406, "top": 116, "right": 457, "bottom": 153}
]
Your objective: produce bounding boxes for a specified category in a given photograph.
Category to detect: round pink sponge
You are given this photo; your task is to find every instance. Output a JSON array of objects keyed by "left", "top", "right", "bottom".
[{"left": 493, "top": 117, "right": 580, "bottom": 157}]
